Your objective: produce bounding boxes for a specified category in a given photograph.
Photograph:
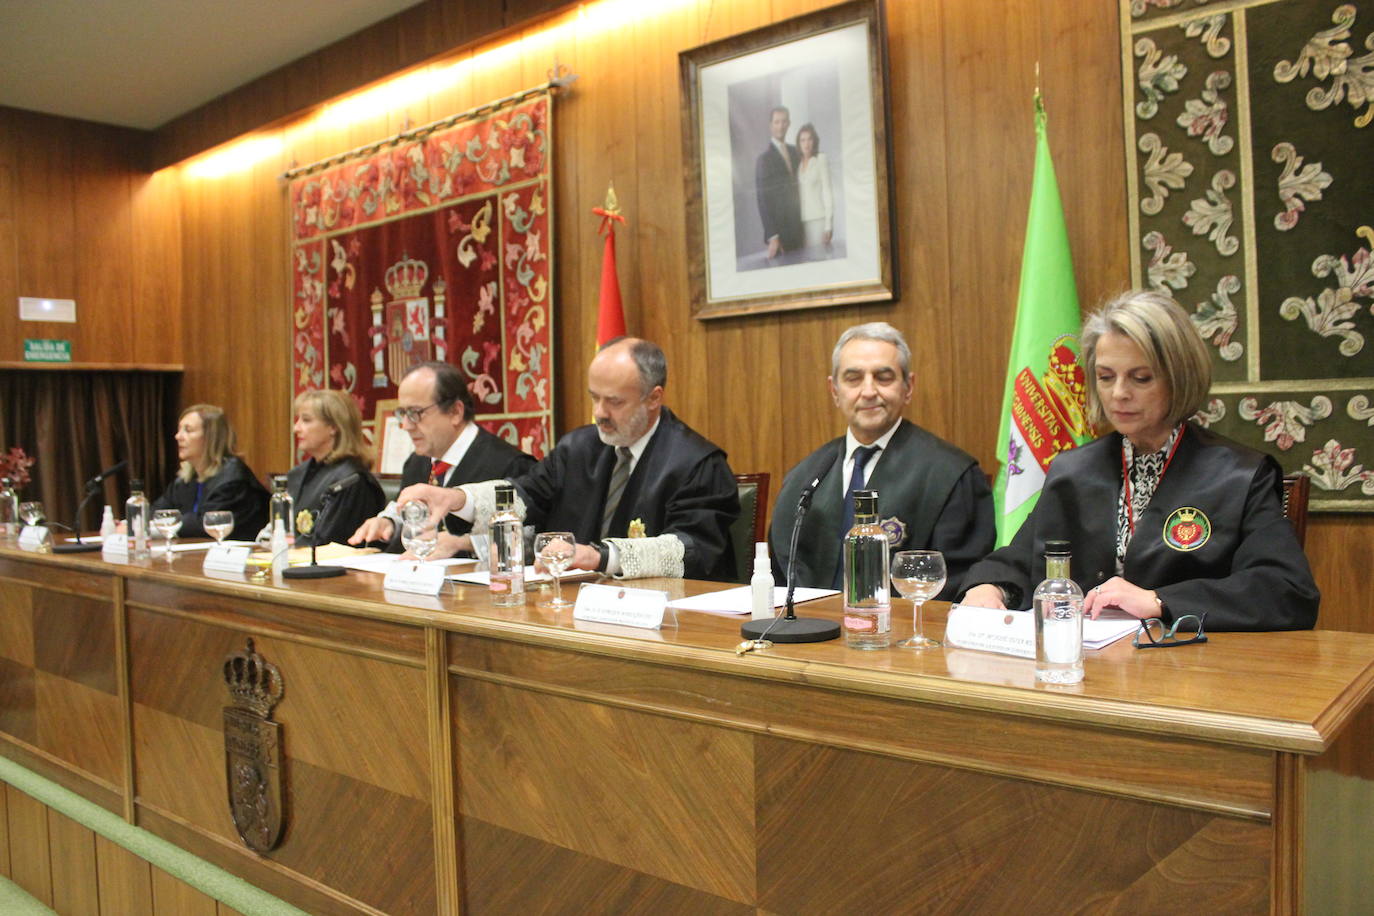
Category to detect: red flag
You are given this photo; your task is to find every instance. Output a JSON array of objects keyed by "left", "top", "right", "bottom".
[{"left": 593, "top": 186, "right": 627, "bottom": 345}]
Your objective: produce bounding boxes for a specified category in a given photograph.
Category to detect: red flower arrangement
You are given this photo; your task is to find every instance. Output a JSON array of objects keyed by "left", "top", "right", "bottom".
[{"left": 0, "top": 447, "right": 34, "bottom": 489}]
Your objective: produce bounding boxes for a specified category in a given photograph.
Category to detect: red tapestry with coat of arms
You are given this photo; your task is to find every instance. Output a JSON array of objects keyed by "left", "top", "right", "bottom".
[{"left": 288, "top": 93, "right": 554, "bottom": 466}]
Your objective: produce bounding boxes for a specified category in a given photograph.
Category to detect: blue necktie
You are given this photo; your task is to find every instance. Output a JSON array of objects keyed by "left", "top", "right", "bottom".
[{"left": 833, "top": 445, "right": 879, "bottom": 587}]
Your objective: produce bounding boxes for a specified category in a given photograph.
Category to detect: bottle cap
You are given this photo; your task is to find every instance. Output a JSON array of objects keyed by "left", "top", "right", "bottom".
[
  {"left": 1045, "top": 539, "right": 1071, "bottom": 556},
  {"left": 494, "top": 483, "right": 515, "bottom": 509},
  {"left": 853, "top": 489, "right": 878, "bottom": 517},
  {"left": 754, "top": 542, "right": 767, "bottom": 560},
  {"left": 273, "top": 475, "right": 288, "bottom": 489},
  {"left": 130, "top": 478, "right": 144, "bottom": 490}
]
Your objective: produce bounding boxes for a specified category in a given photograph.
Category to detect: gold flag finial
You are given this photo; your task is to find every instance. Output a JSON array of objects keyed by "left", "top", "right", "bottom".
[{"left": 602, "top": 181, "right": 620, "bottom": 216}]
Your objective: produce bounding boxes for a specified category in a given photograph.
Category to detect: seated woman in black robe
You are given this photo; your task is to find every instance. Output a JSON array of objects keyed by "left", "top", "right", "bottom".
[
  {"left": 153, "top": 404, "right": 268, "bottom": 541},
  {"left": 961, "top": 290, "right": 1318, "bottom": 631},
  {"left": 287, "top": 389, "right": 385, "bottom": 547}
]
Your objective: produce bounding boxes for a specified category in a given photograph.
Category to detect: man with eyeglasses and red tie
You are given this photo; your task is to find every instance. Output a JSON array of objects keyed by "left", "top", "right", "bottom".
[{"left": 348, "top": 361, "right": 534, "bottom": 555}]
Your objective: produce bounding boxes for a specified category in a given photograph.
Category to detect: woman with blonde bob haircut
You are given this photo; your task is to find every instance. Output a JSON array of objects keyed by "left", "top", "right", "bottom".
[
  {"left": 961, "top": 290, "right": 1318, "bottom": 631},
  {"left": 153, "top": 404, "right": 268, "bottom": 541},
  {"left": 286, "top": 389, "right": 385, "bottom": 546}
]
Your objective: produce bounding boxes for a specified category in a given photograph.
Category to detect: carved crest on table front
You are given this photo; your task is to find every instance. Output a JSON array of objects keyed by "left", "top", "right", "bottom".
[{"left": 222, "top": 638, "right": 287, "bottom": 853}]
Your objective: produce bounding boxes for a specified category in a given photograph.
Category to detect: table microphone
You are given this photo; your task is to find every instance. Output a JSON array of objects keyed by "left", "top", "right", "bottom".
[
  {"left": 740, "top": 453, "right": 841, "bottom": 643},
  {"left": 282, "top": 474, "right": 357, "bottom": 579},
  {"left": 55, "top": 459, "right": 127, "bottom": 554}
]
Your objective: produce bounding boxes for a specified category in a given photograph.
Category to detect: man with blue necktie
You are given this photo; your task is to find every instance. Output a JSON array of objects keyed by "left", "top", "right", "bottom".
[{"left": 768, "top": 322, "right": 994, "bottom": 599}]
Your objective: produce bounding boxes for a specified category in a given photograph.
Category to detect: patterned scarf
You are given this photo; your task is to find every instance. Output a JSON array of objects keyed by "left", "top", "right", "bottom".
[{"left": 1115, "top": 424, "right": 1183, "bottom": 572}]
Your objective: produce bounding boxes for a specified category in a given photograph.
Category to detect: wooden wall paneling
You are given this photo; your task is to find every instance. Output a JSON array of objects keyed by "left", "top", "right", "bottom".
[
  {"left": 0, "top": 109, "right": 18, "bottom": 364},
  {"left": 1037, "top": 0, "right": 1130, "bottom": 307},
  {"left": 150, "top": 865, "right": 219, "bottom": 916},
  {"left": 130, "top": 167, "right": 185, "bottom": 367},
  {"left": 70, "top": 121, "right": 136, "bottom": 365},
  {"left": 48, "top": 808, "right": 100, "bottom": 916},
  {"left": 1305, "top": 515, "right": 1374, "bottom": 634},
  {"left": 251, "top": 146, "right": 292, "bottom": 475},
  {"left": 11, "top": 110, "right": 76, "bottom": 364},
  {"left": 95, "top": 833, "right": 153, "bottom": 914},
  {"left": 217, "top": 904, "right": 248, "bottom": 916},
  {"left": 5, "top": 784, "right": 53, "bottom": 906}
]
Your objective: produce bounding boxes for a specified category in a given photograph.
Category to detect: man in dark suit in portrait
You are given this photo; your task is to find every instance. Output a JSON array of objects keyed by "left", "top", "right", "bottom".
[
  {"left": 755, "top": 105, "right": 804, "bottom": 262},
  {"left": 769, "top": 322, "right": 995, "bottom": 599},
  {"left": 397, "top": 338, "right": 741, "bottom": 581},
  {"left": 348, "top": 360, "right": 534, "bottom": 554}
]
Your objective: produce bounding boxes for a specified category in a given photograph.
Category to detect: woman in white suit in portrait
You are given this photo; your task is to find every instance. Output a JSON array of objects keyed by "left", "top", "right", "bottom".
[{"left": 795, "top": 122, "right": 834, "bottom": 260}]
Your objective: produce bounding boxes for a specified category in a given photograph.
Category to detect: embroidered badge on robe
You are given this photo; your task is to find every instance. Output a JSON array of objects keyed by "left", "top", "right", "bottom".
[
  {"left": 296, "top": 509, "right": 315, "bottom": 537},
  {"left": 627, "top": 518, "right": 646, "bottom": 538},
  {"left": 1163, "top": 506, "right": 1210, "bottom": 551},
  {"left": 879, "top": 516, "right": 908, "bottom": 548}
]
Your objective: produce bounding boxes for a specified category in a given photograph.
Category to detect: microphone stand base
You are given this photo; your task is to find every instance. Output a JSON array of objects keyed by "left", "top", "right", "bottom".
[
  {"left": 54, "top": 542, "right": 102, "bottom": 554},
  {"left": 740, "top": 616, "right": 840, "bottom": 643},
  {"left": 281, "top": 565, "right": 347, "bottom": 579}
]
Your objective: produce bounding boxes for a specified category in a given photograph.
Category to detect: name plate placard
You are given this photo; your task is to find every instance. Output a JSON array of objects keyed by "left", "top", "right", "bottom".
[
  {"left": 204, "top": 545, "right": 251, "bottom": 574},
  {"left": 574, "top": 583, "right": 670, "bottom": 630},
  {"left": 18, "top": 526, "right": 50, "bottom": 551},
  {"left": 944, "top": 604, "right": 1036, "bottom": 659},
  {"left": 102, "top": 537, "right": 129, "bottom": 563},
  {"left": 383, "top": 561, "right": 447, "bottom": 596}
]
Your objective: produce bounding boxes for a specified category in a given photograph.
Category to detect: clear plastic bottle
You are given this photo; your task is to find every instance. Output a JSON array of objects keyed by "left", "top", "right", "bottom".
[
  {"left": 269, "top": 476, "right": 295, "bottom": 543},
  {"left": 489, "top": 484, "right": 525, "bottom": 606},
  {"left": 269, "top": 519, "right": 288, "bottom": 577},
  {"left": 125, "top": 479, "right": 151, "bottom": 560},
  {"left": 841, "top": 489, "right": 890, "bottom": 649},
  {"left": 0, "top": 477, "right": 17, "bottom": 544},
  {"left": 100, "top": 505, "right": 116, "bottom": 540},
  {"left": 1034, "top": 539, "right": 1084, "bottom": 684}
]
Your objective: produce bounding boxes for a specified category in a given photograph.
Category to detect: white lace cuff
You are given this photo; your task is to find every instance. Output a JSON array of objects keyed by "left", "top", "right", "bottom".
[
  {"left": 605, "top": 534, "right": 685, "bottom": 579},
  {"left": 460, "top": 480, "right": 523, "bottom": 536}
]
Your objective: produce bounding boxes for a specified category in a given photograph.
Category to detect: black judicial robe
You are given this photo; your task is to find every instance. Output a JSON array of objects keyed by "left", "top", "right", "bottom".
[
  {"left": 285, "top": 457, "right": 385, "bottom": 547},
  {"left": 511, "top": 408, "right": 740, "bottom": 581},
  {"left": 152, "top": 456, "right": 268, "bottom": 541},
  {"left": 964, "top": 423, "right": 1319, "bottom": 631},
  {"left": 768, "top": 419, "right": 993, "bottom": 600},
  {"left": 383, "top": 427, "right": 535, "bottom": 552}
]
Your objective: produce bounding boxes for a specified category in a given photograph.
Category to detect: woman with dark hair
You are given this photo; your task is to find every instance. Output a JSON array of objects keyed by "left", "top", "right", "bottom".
[
  {"left": 152, "top": 404, "right": 268, "bottom": 541},
  {"left": 287, "top": 389, "right": 385, "bottom": 546},
  {"left": 795, "top": 122, "right": 834, "bottom": 260},
  {"left": 961, "top": 290, "right": 1318, "bottom": 631}
]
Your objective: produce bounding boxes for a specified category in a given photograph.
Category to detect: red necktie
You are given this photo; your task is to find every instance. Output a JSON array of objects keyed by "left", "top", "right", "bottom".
[{"left": 429, "top": 461, "right": 452, "bottom": 486}]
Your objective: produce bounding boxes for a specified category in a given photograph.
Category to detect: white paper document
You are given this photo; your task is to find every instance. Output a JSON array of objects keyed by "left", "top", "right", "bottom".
[
  {"left": 334, "top": 553, "right": 476, "bottom": 574},
  {"left": 170, "top": 540, "right": 254, "bottom": 553},
  {"left": 448, "top": 566, "right": 599, "bottom": 586},
  {"left": 666, "top": 586, "right": 837, "bottom": 616},
  {"left": 1083, "top": 610, "right": 1143, "bottom": 649}
]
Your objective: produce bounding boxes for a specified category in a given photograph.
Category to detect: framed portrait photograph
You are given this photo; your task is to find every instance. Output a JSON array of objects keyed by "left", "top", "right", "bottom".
[{"left": 680, "top": 0, "right": 896, "bottom": 320}]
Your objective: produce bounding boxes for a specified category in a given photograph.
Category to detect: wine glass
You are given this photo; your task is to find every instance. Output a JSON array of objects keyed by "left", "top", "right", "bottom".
[
  {"left": 401, "top": 519, "right": 438, "bottom": 565},
  {"left": 892, "top": 549, "right": 946, "bottom": 649},
  {"left": 400, "top": 499, "right": 430, "bottom": 525},
  {"left": 535, "top": 531, "right": 576, "bottom": 609},
  {"left": 151, "top": 508, "right": 182, "bottom": 560},
  {"left": 203, "top": 510, "right": 234, "bottom": 547},
  {"left": 19, "top": 501, "right": 44, "bottom": 526}
]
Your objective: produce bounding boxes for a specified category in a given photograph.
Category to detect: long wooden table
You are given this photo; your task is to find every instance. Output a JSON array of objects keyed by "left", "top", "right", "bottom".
[{"left": 0, "top": 544, "right": 1371, "bottom": 914}]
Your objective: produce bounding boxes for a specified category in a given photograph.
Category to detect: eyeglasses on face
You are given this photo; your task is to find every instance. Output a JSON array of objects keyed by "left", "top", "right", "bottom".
[
  {"left": 393, "top": 403, "right": 439, "bottom": 425},
  {"left": 1132, "top": 613, "right": 1208, "bottom": 649}
]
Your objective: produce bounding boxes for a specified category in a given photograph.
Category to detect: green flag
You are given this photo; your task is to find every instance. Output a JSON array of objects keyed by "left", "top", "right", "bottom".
[{"left": 992, "top": 93, "right": 1093, "bottom": 546}]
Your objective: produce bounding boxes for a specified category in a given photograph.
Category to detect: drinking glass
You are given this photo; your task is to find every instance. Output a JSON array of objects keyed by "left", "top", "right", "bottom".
[
  {"left": 203, "top": 510, "right": 234, "bottom": 546},
  {"left": 151, "top": 508, "right": 183, "bottom": 560},
  {"left": 534, "top": 531, "right": 576, "bottom": 609},
  {"left": 401, "top": 520, "right": 438, "bottom": 564},
  {"left": 892, "top": 549, "right": 945, "bottom": 649},
  {"left": 400, "top": 499, "right": 430, "bottom": 526},
  {"left": 18, "top": 501, "right": 44, "bottom": 526}
]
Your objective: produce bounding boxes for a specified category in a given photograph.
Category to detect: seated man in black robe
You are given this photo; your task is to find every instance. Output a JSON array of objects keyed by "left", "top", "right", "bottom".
[
  {"left": 399, "top": 338, "right": 740, "bottom": 581},
  {"left": 769, "top": 322, "right": 994, "bottom": 599},
  {"left": 348, "top": 361, "right": 534, "bottom": 554}
]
